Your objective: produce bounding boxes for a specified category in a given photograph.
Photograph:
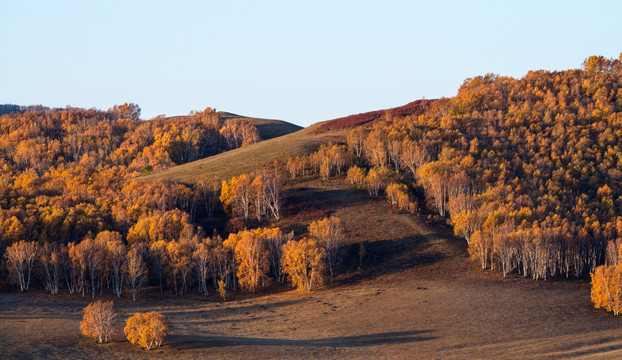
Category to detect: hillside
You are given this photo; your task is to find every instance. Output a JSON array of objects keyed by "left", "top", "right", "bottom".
[
  {"left": 147, "top": 100, "right": 433, "bottom": 184},
  {"left": 144, "top": 123, "right": 346, "bottom": 183},
  {"left": 313, "top": 99, "right": 434, "bottom": 133}
]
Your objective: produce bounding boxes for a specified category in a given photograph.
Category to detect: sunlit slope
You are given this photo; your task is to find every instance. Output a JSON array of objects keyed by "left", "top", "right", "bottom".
[
  {"left": 145, "top": 123, "right": 347, "bottom": 183},
  {"left": 149, "top": 99, "right": 433, "bottom": 184}
]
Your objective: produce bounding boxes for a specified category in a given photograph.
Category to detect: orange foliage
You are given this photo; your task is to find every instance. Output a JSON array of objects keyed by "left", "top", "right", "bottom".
[
  {"left": 80, "top": 300, "right": 118, "bottom": 343},
  {"left": 124, "top": 312, "right": 169, "bottom": 350}
]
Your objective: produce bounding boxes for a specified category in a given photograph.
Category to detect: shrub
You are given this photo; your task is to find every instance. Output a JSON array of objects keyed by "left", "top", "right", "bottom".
[
  {"left": 124, "top": 312, "right": 170, "bottom": 350},
  {"left": 80, "top": 300, "right": 118, "bottom": 343}
]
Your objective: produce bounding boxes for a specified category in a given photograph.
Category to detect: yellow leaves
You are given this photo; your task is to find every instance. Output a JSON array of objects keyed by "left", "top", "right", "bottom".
[
  {"left": 80, "top": 300, "right": 118, "bottom": 344},
  {"left": 4, "top": 240, "right": 39, "bottom": 291},
  {"left": 346, "top": 165, "right": 366, "bottom": 188},
  {"left": 220, "top": 174, "right": 252, "bottom": 219},
  {"left": 308, "top": 216, "right": 345, "bottom": 281},
  {"left": 365, "top": 166, "right": 392, "bottom": 197},
  {"left": 217, "top": 279, "right": 227, "bottom": 301},
  {"left": 591, "top": 265, "right": 622, "bottom": 315},
  {"left": 281, "top": 237, "right": 326, "bottom": 291},
  {"left": 13, "top": 168, "right": 39, "bottom": 197},
  {"left": 233, "top": 228, "right": 272, "bottom": 293},
  {"left": 124, "top": 312, "right": 169, "bottom": 350}
]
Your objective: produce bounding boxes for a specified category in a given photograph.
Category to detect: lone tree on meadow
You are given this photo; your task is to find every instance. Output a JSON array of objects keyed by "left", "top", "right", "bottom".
[
  {"left": 124, "top": 312, "right": 170, "bottom": 350},
  {"left": 80, "top": 300, "right": 118, "bottom": 344}
]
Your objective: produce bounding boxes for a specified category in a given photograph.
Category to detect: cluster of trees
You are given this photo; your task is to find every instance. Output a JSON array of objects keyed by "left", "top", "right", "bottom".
[
  {"left": 0, "top": 105, "right": 264, "bottom": 289},
  {"left": 4, "top": 215, "right": 345, "bottom": 297},
  {"left": 286, "top": 143, "right": 352, "bottom": 180},
  {"left": 288, "top": 55, "right": 622, "bottom": 282},
  {"left": 286, "top": 141, "right": 418, "bottom": 214},
  {"left": 223, "top": 216, "right": 345, "bottom": 293},
  {"left": 80, "top": 300, "right": 169, "bottom": 350},
  {"left": 591, "top": 241, "right": 622, "bottom": 315},
  {"left": 220, "top": 169, "right": 282, "bottom": 221}
]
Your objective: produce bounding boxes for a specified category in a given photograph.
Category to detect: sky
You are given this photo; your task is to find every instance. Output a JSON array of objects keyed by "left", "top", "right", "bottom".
[{"left": 1, "top": 1, "right": 621, "bottom": 127}]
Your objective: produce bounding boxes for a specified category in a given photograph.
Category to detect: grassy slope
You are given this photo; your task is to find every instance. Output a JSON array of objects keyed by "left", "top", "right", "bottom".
[
  {"left": 145, "top": 122, "right": 347, "bottom": 184},
  {"left": 148, "top": 100, "right": 430, "bottom": 184},
  {"left": 220, "top": 112, "right": 304, "bottom": 140}
]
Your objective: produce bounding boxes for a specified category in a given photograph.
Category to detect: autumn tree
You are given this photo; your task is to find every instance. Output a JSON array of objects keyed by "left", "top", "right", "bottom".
[
  {"left": 219, "top": 118, "right": 260, "bottom": 148},
  {"left": 100, "top": 231, "right": 126, "bottom": 298},
  {"left": 60, "top": 243, "right": 77, "bottom": 294},
  {"left": 124, "top": 312, "right": 170, "bottom": 350},
  {"left": 259, "top": 170, "right": 282, "bottom": 221},
  {"left": 217, "top": 279, "right": 227, "bottom": 301},
  {"left": 126, "top": 245, "right": 148, "bottom": 301},
  {"left": 385, "top": 182, "right": 410, "bottom": 211},
  {"left": 363, "top": 128, "right": 388, "bottom": 168},
  {"left": 80, "top": 300, "right": 118, "bottom": 344},
  {"left": 265, "top": 228, "right": 293, "bottom": 284},
  {"left": 4, "top": 240, "right": 39, "bottom": 292},
  {"left": 308, "top": 217, "right": 346, "bottom": 281},
  {"left": 193, "top": 238, "right": 211, "bottom": 295},
  {"left": 165, "top": 240, "right": 195, "bottom": 295},
  {"left": 39, "top": 243, "right": 61, "bottom": 295},
  {"left": 346, "top": 165, "right": 366, "bottom": 188},
  {"left": 400, "top": 139, "right": 429, "bottom": 178},
  {"left": 346, "top": 127, "right": 367, "bottom": 158},
  {"left": 231, "top": 228, "right": 271, "bottom": 293},
  {"left": 281, "top": 237, "right": 326, "bottom": 291},
  {"left": 365, "top": 167, "right": 391, "bottom": 197},
  {"left": 78, "top": 236, "right": 107, "bottom": 298},
  {"left": 195, "top": 176, "right": 220, "bottom": 217},
  {"left": 220, "top": 174, "right": 252, "bottom": 220},
  {"left": 286, "top": 156, "right": 305, "bottom": 179},
  {"left": 418, "top": 161, "right": 450, "bottom": 217},
  {"left": 110, "top": 102, "right": 141, "bottom": 120}
]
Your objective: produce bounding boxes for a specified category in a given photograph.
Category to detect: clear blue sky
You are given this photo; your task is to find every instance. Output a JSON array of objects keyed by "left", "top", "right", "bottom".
[{"left": 1, "top": 1, "right": 621, "bottom": 127}]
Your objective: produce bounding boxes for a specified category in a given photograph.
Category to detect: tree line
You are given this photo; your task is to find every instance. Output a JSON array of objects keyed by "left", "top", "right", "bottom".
[{"left": 4, "top": 216, "right": 346, "bottom": 297}]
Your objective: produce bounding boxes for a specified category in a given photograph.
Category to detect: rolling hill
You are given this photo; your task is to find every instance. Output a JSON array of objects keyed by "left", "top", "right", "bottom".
[{"left": 147, "top": 100, "right": 434, "bottom": 183}]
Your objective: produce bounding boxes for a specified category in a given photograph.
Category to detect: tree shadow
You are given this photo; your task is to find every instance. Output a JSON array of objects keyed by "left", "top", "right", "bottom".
[
  {"left": 283, "top": 187, "right": 370, "bottom": 216},
  {"left": 161, "top": 299, "right": 305, "bottom": 320},
  {"left": 170, "top": 329, "right": 437, "bottom": 350},
  {"left": 335, "top": 232, "right": 456, "bottom": 285}
]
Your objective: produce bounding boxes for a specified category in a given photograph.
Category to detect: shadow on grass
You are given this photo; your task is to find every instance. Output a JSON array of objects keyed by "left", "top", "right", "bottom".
[
  {"left": 161, "top": 299, "right": 305, "bottom": 320},
  {"left": 335, "top": 226, "right": 466, "bottom": 285},
  {"left": 283, "top": 187, "right": 370, "bottom": 218},
  {"left": 170, "top": 330, "right": 437, "bottom": 350}
]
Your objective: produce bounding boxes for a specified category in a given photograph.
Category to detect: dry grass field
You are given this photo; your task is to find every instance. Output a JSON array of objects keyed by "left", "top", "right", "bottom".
[
  {"left": 1, "top": 178, "right": 621, "bottom": 359},
  {"left": 144, "top": 123, "right": 347, "bottom": 183}
]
